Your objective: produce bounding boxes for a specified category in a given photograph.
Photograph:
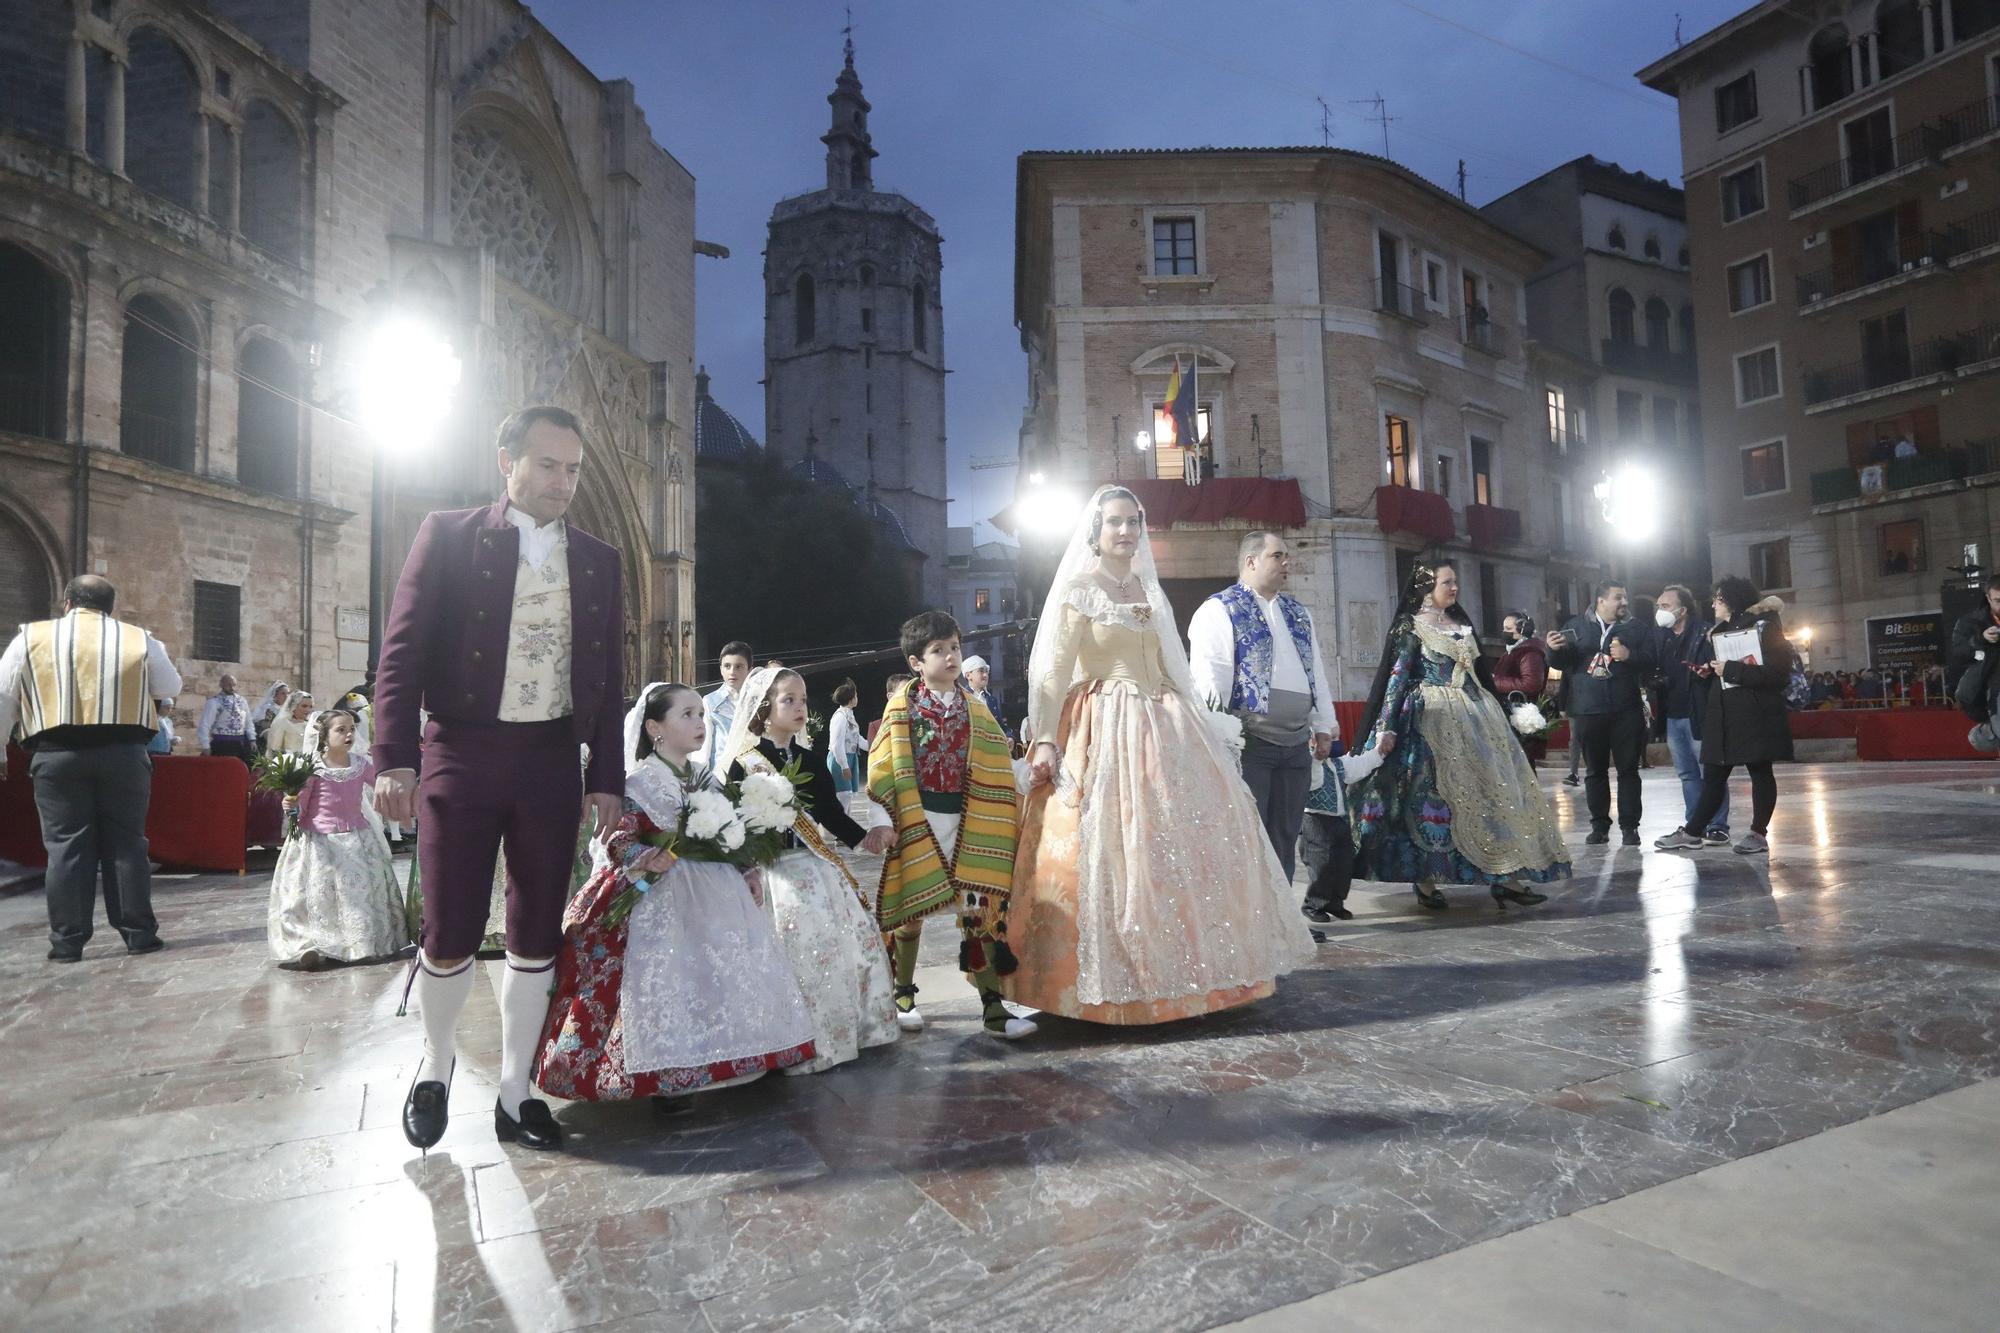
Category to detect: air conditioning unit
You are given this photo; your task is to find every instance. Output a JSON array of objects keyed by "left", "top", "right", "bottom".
[{"left": 1803, "top": 230, "right": 1827, "bottom": 249}]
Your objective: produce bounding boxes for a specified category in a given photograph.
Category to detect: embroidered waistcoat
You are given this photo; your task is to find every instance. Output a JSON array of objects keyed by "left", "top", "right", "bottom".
[
  {"left": 497, "top": 530, "right": 574, "bottom": 722},
  {"left": 1215, "top": 582, "right": 1318, "bottom": 716}
]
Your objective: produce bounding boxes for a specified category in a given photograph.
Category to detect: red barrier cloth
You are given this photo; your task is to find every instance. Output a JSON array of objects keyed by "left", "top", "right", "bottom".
[
  {"left": 1466, "top": 503, "right": 1523, "bottom": 550},
  {"left": 247, "top": 790, "right": 286, "bottom": 848},
  {"left": 1120, "top": 477, "right": 1308, "bottom": 530},
  {"left": 1855, "top": 710, "right": 1993, "bottom": 761},
  {"left": 0, "top": 747, "right": 249, "bottom": 871},
  {"left": 1375, "top": 485, "right": 1455, "bottom": 542}
]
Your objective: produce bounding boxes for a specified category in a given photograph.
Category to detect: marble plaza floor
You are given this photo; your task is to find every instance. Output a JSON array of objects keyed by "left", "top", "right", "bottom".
[{"left": 1, "top": 761, "right": 1997, "bottom": 1331}]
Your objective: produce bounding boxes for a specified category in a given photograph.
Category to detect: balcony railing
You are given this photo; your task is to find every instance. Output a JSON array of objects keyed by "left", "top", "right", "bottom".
[
  {"left": 0, "top": 369, "right": 61, "bottom": 439},
  {"left": 1803, "top": 321, "right": 2000, "bottom": 405},
  {"left": 1466, "top": 503, "right": 1523, "bottom": 550},
  {"left": 1942, "top": 206, "right": 2000, "bottom": 260},
  {"left": 1548, "top": 410, "right": 1585, "bottom": 454},
  {"left": 1375, "top": 278, "right": 1431, "bottom": 323},
  {"left": 1938, "top": 93, "right": 2000, "bottom": 150},
  {"left": 1462, "top": 318, "right": 1507, "bottom": 358},
  {"left": 1598, "top": 338, "right": 1695, "bottom": 381},
  {"left": 1788, "top": 123, "right": 1940, "bottom": 212},
  {"left": 118, "top": 408, "right": 196, "bottom": 470},
  {"left": 1809, "top": 439, "right": 1998, "bottom": 505},
  {"left": 1796, "top": 234, "right": 1951, "bottom": 307}
]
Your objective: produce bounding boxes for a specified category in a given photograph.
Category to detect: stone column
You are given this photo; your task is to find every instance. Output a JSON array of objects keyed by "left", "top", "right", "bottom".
[
  {"left": 65, "top": 37, "right": 87, "bottom": 151},
  {"left": 223, "top": 123, "right": 241, "bottom": 232},
  {"left": 193, "top": 114, "right": 211, "bottom": 217},
  {"left": 104, "top": 54, "right": 125, "bottom": 176}
]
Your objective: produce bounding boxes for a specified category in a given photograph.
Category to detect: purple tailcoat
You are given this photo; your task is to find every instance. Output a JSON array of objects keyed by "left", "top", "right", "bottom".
[{"left": 373, "top": 500, "right": 624, "bottom": 794}]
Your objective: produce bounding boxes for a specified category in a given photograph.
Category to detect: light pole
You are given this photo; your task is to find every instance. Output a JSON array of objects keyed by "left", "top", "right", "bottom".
[
  {"left": 357, "top": 313, "right": 461, "bottom": 673},
  {"left": 1593, "top": 463, "right": 1660, "bottom": 587}
]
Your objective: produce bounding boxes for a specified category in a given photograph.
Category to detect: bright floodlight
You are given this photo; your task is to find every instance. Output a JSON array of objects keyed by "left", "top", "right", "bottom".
[
  {"left": 1134, "top": 431, "right": 1152, "bottom": 452},
  {"left": 1600, "top": 464, "right": 1660, "bottom": 543},
  {"left": 1017, "top": 485, "right": 1082, "bottom": 538},
  {"left": 359, "top": 315, "right": 461, "bottom": 442}
]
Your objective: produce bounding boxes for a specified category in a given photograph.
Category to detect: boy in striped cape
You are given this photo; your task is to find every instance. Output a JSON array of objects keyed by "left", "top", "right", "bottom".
[{"left": 868, "top": 611, "right": 1037, "bottom": 1040}]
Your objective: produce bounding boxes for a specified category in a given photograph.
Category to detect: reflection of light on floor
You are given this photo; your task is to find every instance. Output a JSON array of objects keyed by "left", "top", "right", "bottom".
[
  {"left": 1640, "top": 854, "right": 1697, "bottom": 1065},
  {"left": 1805, "top": 775, "right": 1832, "bottom": 849}
]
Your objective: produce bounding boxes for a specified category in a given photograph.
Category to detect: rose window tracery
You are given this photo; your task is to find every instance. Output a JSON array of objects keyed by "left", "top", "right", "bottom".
[{"left": 451, "top": 124, "right": 574, "bottom": 308}]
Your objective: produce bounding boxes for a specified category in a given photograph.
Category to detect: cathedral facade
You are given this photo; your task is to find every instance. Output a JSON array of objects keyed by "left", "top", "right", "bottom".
[
  {"left": 0, "top": 0, "right": 696, "bottom": 734},
  {"left": 762, "top": 41, "right": 947, "bottom": 606}
]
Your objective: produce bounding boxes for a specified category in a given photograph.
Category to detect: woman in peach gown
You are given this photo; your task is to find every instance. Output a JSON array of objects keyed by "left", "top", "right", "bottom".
[{"left": 1006, "top": 486, "right": 1316, "bottom": 1024}]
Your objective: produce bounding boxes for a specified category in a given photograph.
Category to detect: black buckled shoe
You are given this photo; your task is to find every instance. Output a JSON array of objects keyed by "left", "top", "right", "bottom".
[
  {"left": 495, "top": 1097, "right": 563, "bottom": 1150},
  {"left": 402, "top": 1060, "right": 453, "bottom": 1152}
]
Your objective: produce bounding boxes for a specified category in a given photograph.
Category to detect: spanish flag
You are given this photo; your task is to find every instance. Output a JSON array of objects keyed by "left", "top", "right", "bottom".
[{"left": 1166, "top": 353, "right": 1198, "bottom": 451}]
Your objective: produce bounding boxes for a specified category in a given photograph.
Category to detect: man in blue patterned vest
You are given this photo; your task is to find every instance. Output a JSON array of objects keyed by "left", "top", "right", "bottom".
[{"left": 1187, "top": 531, "right": 1335, "bottom": 901}]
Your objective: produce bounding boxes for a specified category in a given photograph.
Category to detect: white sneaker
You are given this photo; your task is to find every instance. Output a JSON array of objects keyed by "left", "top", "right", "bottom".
[
  {"left": 986, "top": 1015, "right": 1038, "bottom": 1041},
  {"left": 896, "top": 1006, "right": 927, "bottom": 1032}
]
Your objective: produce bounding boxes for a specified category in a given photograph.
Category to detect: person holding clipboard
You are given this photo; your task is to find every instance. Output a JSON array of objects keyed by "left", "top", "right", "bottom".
[{"left": 1653, "top": 576, "right": 1795, "bottom": 856}]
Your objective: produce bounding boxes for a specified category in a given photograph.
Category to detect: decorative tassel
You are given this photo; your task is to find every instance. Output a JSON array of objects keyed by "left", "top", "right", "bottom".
[
  {"left": 987, "top": 937, "right": 1019, "bottom": 977},
  {"left": 959, "top": 935, "right": 986, "bottom": 974}
]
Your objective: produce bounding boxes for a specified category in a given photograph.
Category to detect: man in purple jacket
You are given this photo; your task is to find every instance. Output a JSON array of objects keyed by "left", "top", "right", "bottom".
[{"left": 374, "top": 405, "right": 624, "bottom": 1153}]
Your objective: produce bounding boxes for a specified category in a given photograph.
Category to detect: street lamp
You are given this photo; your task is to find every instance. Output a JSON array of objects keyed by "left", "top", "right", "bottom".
[
  {"left": 357, "top": 313, "right": 461, "bottom": 672},
  {"left": 1592, "top": 463, "right": 1660, "bottom": 582}
]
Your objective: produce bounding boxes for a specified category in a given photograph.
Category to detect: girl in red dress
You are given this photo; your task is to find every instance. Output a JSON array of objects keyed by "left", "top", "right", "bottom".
[{"left": 534, "top": 682, "right": 816, "bottom": 1102}]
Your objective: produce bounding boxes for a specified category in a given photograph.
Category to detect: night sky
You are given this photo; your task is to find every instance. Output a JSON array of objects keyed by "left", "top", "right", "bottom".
[{"left": 536, "top": 0, "right": 1743, "bottom": 543}]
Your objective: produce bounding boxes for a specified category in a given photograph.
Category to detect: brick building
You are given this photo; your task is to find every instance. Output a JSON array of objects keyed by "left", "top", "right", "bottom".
[
  {"left": 1640, "top": 0, "right": 2000, "bottom": 671},
  {"left": 0, "top": 0, "right": 697, "bottom": 742},
  {"left": 1483, "top": 156, "right": 1712, "bottom": 595},
  {"left": 1013, "top": 147, "right": 1609, "bottom": 700}
]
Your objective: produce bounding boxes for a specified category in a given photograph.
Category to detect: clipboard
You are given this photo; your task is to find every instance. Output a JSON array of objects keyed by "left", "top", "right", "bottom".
[{"left": 1712, "top": 627, "right": 1761, "bottom": 689}]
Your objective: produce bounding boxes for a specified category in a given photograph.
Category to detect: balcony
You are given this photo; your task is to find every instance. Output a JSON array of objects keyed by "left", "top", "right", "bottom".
[
  {"left": 1942, "top": 206, "right": 2000, "bottom": 265},
  {"left": 1938, "top": 93, "right": 2000, "bottom": 154},
  {"left": 1801, "top": 321, "right": 2000, "bottom": 410},
  {"left": 1375, "top": 278, "right": 1431, "bottom": 324},
  {"left": 1788, "top": 123, "right": 1940, "bottom": 214},
  {"left": 1598, "top": 338, "right": 1695, "bottom": 383},
  {"left": 1466, "top": 503, "right": 1523, "bottom": 551},
  {"left": 1548, "top": 411, "right": 1586, "bottom": 456},
  {"left": 1461, "top": 318, "right": 1508, "bottom": 358},
  {"left": 1374, "top": 484, "right": 1455, "bottom": 543},
  {"left": 1796, "top": 234, "right": 1950, "bottom": 311},
  {"left": 1809, "top": 439, "right": 1999, "bottom": 506}
]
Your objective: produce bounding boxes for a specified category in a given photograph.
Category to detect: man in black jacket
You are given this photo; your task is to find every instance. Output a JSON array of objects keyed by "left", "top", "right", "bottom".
[
  {"left": 1547, "top": 582, "right": 1654, "bottom": 846},
  {"left": 1949, "top": 574, "right": 2000, "bottom": 727}
]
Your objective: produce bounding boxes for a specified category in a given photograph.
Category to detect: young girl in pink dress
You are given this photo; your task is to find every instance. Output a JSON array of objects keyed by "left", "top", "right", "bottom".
[{"left": 266, "top": 709, "right": 410, "bottom": 969}]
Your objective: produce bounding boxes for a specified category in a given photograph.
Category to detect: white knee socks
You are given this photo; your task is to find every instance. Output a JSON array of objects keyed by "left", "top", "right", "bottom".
[
  {"left": 498, "top": 951, "right": 556, "bottom": 1119},
  {"left": 416, "top": 953, "right": 474, "bottom": 1085}
]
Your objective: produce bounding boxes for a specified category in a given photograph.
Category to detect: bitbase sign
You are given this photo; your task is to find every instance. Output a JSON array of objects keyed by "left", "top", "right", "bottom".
[{"left": 1866, "top": 612, "right": 1944, "bottom": 671}]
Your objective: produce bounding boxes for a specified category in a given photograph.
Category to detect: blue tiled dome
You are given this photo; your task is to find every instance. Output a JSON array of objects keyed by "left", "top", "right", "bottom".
[{"left": 693, "top": 367, "right": 763, "bottom": 461}]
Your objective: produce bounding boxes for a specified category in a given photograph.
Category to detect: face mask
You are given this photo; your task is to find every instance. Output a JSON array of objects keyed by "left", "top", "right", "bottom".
[{"left": 1654, "top": 608, "right": 1677, "bottom": 629}]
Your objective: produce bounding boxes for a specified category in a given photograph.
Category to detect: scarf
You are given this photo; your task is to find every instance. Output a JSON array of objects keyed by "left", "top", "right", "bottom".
[{"left": 868, "top": 681, "right": 1019, "bottom": 969}]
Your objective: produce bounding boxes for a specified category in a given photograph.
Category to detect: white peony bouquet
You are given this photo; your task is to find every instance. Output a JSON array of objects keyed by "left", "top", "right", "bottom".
[
  {"left": 1509, "top": 700, "right": 1555, "bottom": 739},
  {"left": 600, "top": 760, "right": 809, "bottom": 928},
  {"left": 1203, "top": 707, "right": 1247, "bottom": 760}
]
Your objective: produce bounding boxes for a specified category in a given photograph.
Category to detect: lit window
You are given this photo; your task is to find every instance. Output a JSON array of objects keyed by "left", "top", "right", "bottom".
[
  {"left": 1384, "top": 413, "right": 1412, "bottom": 487},
  {"left": 1741, "top": 439, "right": 1788, "bottom": 496}
]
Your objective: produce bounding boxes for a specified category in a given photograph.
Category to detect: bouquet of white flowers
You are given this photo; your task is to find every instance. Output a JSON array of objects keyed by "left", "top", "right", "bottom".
[
  {"left": 1509, "top": 700, "right": 1556, "bottom": 739},
  {"left": 601, "top": 761, "right": 808, "bottom": 928},
  {"left": 1203, "top": 707, "right": 1247, "bottom": 760}
]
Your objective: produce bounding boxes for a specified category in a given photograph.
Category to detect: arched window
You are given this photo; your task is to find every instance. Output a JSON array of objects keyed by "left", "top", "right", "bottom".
[
  {"left": 1645, "top": 297, "right": 1672, "bottom": 349},
  {"left": 120, "top": 294, "right": 197, "bottom": 471},
  {"left": 236, "top": 338, "right": 298, "bottom": 494},
  {"left": 0, "top": 243, "right": 69, "bottom": 440},
  {"left": 240, "top": 102, "right": 302, "bottom": 260},
  {"left": 1607, "top": 223, "right": 1627, "bottom": 251},
  {"left": 1678, "top": 303, "right": 1696, "bottom": 355},
  {"left": 1877, "top": 0, "right": 1924, "bottom": 77},
  {"left": 0, "top": 504, "right": 55, "bottom": 629},
  {"left": 1608, "top": 287, "right": 1636, "bottom": 344},
  {"left": 794, "top": 272, "right": 815, "bottom": 346},
  {"left": 1643, "top": 234, "right": 1663, "bottom": 260},
  {"left": 123, "top": 28, "right": 201, "bottom": 209},
  {"left": 912, "top": 280, "right": 928, "bottom": 352},
  {"left": 1809, "top": 24, "right": 1854, "bottom": 109}
]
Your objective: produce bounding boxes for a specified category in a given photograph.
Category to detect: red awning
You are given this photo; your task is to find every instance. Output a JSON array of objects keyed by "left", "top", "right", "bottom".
[
  {"left": 1119, "top": 477, "right": 1307, "bottom": 529},
  {"left": 1466, "top": 503, "right": 1523, "bottom": 550},
  {"left": 1375, "top": 485, "right": 1455, "bottom": 543}
]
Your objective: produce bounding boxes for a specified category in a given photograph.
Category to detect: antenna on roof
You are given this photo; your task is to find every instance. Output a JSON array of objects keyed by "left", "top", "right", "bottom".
[
  {"left": 1457, "top": 159, "right": 1467, "bottom": 202},
  {"left": 1316, "top": 96, "right": 1332, "bottom": 147},
  {"left": 1675, "top": 12, "right": 1683, "bottom": 47},
  {"left": 1349, "top": 91, "right": 1395, "bottom": 158}
]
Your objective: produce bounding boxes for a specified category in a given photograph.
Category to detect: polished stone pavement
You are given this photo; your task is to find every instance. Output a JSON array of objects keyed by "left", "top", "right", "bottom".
[{"left": 2, "top": 761, "right": 1997, "bottom": 1331}]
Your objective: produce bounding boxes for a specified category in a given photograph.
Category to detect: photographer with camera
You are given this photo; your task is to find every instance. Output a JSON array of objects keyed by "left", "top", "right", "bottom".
[{"left": 1546, "top": 582, "right": 1653, "bottom": 846}]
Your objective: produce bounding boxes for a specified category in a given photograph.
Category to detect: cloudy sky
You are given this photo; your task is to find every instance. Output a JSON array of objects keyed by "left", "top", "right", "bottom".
[{"left": 538, "top": 0, "right": 1745, "bottom": 542}]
